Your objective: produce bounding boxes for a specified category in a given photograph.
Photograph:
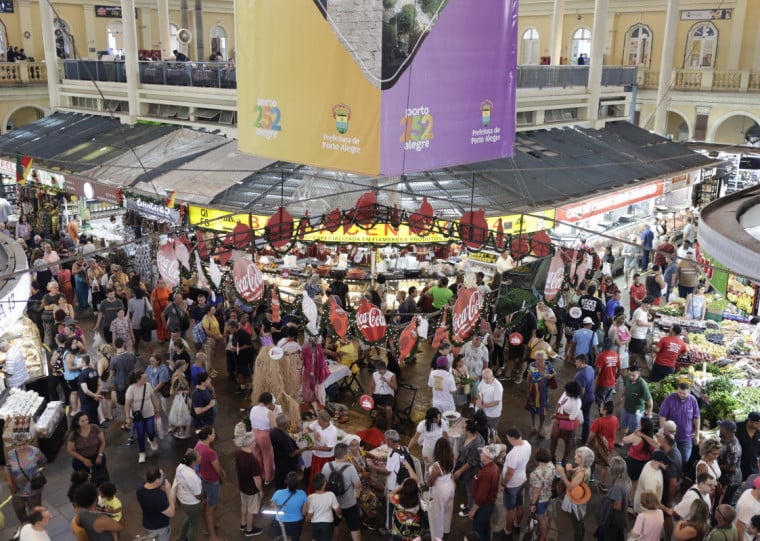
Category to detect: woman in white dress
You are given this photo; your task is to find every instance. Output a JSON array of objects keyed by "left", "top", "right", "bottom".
[
  {"left": 408, "top": 407, "right": 448, "bottom": 465},
  {"left": 427, "top": 438, "right": 456, "bottom": 539}
]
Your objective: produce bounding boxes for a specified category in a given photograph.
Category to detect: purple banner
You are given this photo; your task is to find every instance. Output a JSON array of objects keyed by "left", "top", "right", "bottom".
[{"left": 380, "top": 0, "right": 518, "bottom": 175}]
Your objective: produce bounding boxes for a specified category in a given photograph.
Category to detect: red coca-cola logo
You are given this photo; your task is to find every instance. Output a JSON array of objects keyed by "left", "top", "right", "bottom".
[
  {"left": 231, "top": 253, "right": 264, "bottom": 303},
  {"left": 156, "top": 242, "right": 179, "bottom": 287},
  {"left": 359, "top": 394, "right": 375, "bottom": 411},
  {"left": 356, "top": 297, "right": 387, "bottom": 343},
  {"left": 452, "top": 288, "right": 484, "bottom": 340},
  {"left": 328, "top": 296, "right": 349, "bottom": 340},
  {"left": 544, "top": 251, "right": 565, "bottom": 302}
]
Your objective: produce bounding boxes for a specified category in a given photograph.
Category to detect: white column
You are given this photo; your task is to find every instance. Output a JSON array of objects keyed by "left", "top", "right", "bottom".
[
  {"left": 727, "top": 0, "right": 746, "bottom": 71},
  {"left": 83, "top": 3, "right": 97, "bottom": 59},
  {"left": 121, "top": 0, "right": 140, "bottom": 122},
  {"left": 18, "top": 0, "right": 34, "bottom": 56},
  {"left": 157, "top": 0, "right": 170, "bottom": 59},
  {"left": 550, "top": 0, "right": 566, "bottom": 65},
  {"left": 653, "top": 0, "right": 680, "bottom": 136},
  {"left": 39, "top": 0, "right": 60, "bottom": 109},
  {"left": 586, "top": 0, "right": 608, "bottom": 123}
]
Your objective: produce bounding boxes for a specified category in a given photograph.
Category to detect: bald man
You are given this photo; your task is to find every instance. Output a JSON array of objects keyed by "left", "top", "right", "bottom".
[{"left": 477, "top": 368, "right": 504, "bottom": 431}]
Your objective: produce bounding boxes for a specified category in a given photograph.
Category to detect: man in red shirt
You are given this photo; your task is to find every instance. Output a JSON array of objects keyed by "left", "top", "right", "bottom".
[
  {"left": 629, "top": 273, "right": 646, "bottom": 317},
  {"left": 468, "top": 445, "right": 500, "bottom": 541},
  {"left": 652, "top": 324, "right": 687, "bottom": 382},
  {"left": 594, "top": 348, "right": 620, "bottom": 406}
]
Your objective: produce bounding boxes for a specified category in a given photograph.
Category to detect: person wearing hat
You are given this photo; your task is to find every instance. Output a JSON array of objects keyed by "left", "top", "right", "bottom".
[
  {"left": 718, "top": 419, "right": 743, "bottom": 506},
  {"left": 651, "top": 324, "right": 688, "bottom": 382},
  {"left": 0, "top": 339, "right": 29, "bottom": 389},
  {"left": 568, "top": 317, "right": 598, "bottom": 364},
  {"left": 371, "top": 360, "right": 398, "bottom": 429},
  {"left": 468, "top": 445, "right": 500, "bottom": 541},
  {"left": 629, "top": 296, "right": 654, "bottom": 368},
  {"left": 617, "top": 364, "right": 653, "bottom": 441},
  {"left": 304, "top": 410, "right": 338, "bottom": 493},
  {"left": 736, "top": 477, "right": 760, "bottom": 541},
  {"left": 632, "top": 450, "right": 670, "bottom": 514},
  {"left": 373, "top": 429, "right": 407, "bottom": 533},
  {"left": 557, "top": 446, "right": 594, "bottom": 541},
  {"left": 737, "top": 412, "right": 760, "bottom": 480},
  {"left": 659, "top": 382, "right": 701, "bottom": 465}
]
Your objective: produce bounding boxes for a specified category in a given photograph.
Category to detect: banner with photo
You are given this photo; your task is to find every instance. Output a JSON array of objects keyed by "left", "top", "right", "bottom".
[{"left": 235, "top": 0, "right": 517, "bottom": 176}]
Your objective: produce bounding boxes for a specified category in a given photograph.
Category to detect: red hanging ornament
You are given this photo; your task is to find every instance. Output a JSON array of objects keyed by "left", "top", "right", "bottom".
[
  {"left": 266, "top": 207, "right": 294, "bottom": 249},
  {"left": 195, "top": 230, "right": 209, "bottom": 259},
  {"left": 511, "top": 234, "right": 530, "bottom": 260},
  {"left": 325, "top": 208, "right": 342, "bottom": 233},
  {"left": 328, "top": 296, "right": 349, "bottom": 340},
  {"left": 495, "top": 218, "right": 505, "bottom": 251},
  {"left": 460, "top": 208, "right": 489, "bottom": 250},
  {"left": 115, "top": 189, "right": 124, "bottom": 204},
  {"left": 530, "top": 230, "right": 552, "bottom": 257},
  {"left": 232, "top": 221, "right": 252, "bottom": 249},
  {"left": 431, "top": 308, "right": 449, "bottom": 349},
  {"left": 398, "top": 317, "right": 418, "bottom": 363},
  {"left": 409, "top": 197, "right": 433, "bottom": 235},
  {"left": 353, "top": 190, "right": 377, "bottom": 226},
  {"left": 231, "top": 252, "right": 265, "bottom": 303}
]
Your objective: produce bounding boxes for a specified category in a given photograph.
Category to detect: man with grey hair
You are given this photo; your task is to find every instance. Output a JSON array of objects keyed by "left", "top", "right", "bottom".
[
  {"left": 269, "top": 414, "right": 308, "bottom": 490},
  {"left": 476, "top": 368, "right": 503, "bottom": 431},
  {"left": 235, "top": 431, "right": 263, "bottom": 537},
  {"left": 322, "top": 443, "right": 361, "bottom": 540},
  {"left": 0, "top": 340, "right": 28, "bottom": 389},
  {"left": 375, "top": 429, "right": 405, "bottom": 534}
]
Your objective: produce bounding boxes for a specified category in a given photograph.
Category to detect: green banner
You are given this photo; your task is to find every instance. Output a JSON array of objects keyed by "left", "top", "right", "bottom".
[{"left": 700, "top": 248, "right": 728, "bottom": 296}]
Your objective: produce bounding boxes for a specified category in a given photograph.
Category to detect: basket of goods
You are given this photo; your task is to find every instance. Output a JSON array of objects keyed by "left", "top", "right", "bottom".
[
  {"left": 346, "top": 268, "right": 366, "bottom": 280},
  {"left": 316, "top": 265, "right": 332, "bottom": 277}
]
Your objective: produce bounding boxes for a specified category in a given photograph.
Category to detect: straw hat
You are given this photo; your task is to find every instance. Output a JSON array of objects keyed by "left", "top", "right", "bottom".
[{"left": 566, "top": 483, "right": 592, "bottom": 505}]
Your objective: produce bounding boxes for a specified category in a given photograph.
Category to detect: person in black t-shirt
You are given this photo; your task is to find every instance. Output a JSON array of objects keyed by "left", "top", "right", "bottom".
[
  {"left": 578, "top": 284, "right": 604, "bottom": 329},
  {"left": 78, "top": 355, "right": 103, "bottom": 426},
  {"left": 269, "top": 414, "right": 309, "bottom": 490},
  {"left": 136, "top": 468, "right": 174, "bottom": 538},
  {"left": 327, "top": 272, "right": 350, "bottom": 309}
]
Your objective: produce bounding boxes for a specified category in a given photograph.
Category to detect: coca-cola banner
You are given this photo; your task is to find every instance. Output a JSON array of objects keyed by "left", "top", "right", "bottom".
[
  {"left": 231, "top": 251, "right": 265, "bottom": 303},
  {"left": 544, "top": 251, "right": 565, "bottom": 302},
  {"left": 156, "top": 242, "right": 180, "bottom": 288},
  {"left": 328, "top": 296, "right": 349, "bottom": 340},
  {"left": 452, "top": 288, "right": 484, "bottom": 341},
  {"left": 356, "top": 297, "right": 387, "bottom": 344}
]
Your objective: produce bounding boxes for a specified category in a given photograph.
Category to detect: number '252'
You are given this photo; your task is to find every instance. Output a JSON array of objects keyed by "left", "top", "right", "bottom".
[
  {"left": 400, "top": 114, "right": 434, "bottom": 143},
  {"left": 255, "top": 106, "right": 282, "bottom": 131}
]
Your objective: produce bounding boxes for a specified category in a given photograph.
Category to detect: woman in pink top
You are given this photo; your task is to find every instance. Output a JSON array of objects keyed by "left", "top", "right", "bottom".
[
  {"left": 631, "top": 491, "right": 664, "bottom": 541},
  {"left": 248, "top": 392, "right": 276, "bottom": 484}
]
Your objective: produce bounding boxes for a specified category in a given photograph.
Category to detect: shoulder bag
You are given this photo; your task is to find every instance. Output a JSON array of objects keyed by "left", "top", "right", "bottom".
[
  {"left": 141, "top": 299, "right": 157, "bottom": 330},
  {"left": 269, "top": 491, "right": 295, "bottom": 535},
  {"left": 14, "top": 449, "right": 46, "bottom": 490},
  {"left": 132, "top": 384, "right": 147, "bottom": 421}
]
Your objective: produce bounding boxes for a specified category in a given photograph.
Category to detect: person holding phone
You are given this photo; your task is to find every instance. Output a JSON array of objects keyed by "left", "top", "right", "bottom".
[{"left": 136, "top": 468, "right": 175, "bottom": 541}]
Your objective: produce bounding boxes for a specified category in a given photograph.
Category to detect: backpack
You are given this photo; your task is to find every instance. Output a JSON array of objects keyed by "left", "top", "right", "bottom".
[
  {"left": 192, "top": 320, "right": 207, "bottom": 345},
  {"left": 327, "top": 463, "right": 350, "bottom": 497},
  {"left": 390, "top": 446, "right": 414, "bottom": 484}
]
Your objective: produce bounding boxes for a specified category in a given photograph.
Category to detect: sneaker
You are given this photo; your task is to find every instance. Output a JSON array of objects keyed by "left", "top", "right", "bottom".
[
  {"left": 138, "top": 452, "right": 146, "bottom": 463},
  {"left": 149, "top": 438, "right": 159, "bottom": 451},
  {"left": 127, "top": 437, "right": 135, "bottom": 445},
  {"left": 244, "top": 528, "right": 263, "bottom": 537},
  {"left": 458, "top": 509, "right": 470, "bottom": 518},
  {"left": 240, "top": 524, "right": 246, "bottom": 532},
  {"left": 599, "top": 483, "right": 608, "bottom": 493},
  {"left": 512, "top": 378, "right": 523, "bottom": 385},
  {"left": 99, "top": 421, "right": 108, "bottom": 428},
  {"left": 460, "top": 503, "right": 468, "bottom": 511}
]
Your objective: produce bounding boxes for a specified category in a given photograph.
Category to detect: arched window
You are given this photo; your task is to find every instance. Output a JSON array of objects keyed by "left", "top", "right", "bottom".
[
  {"left": 209, "top": 25, "right": 227, "bottom": 61},
  {"left": 624, "top": 24, "right": 652, "bottom": 67},
  {"left": 169, "top": 24, "right": 179, "bottom": 55},
  {"left": 521, "top": 28, "right": 539, "bottom": 65},
  {"left": 685, "top": 22, "right": 717, "bottom": 68},
  {"left": 53, "top": 17, "right": 74, "bottom": 59},
  {"left": 571, "top": 27, "right": 591, "bottom": 64},
  {"left": 0, "top": 20, "right": 7, "bottom": 61},
  {"left": 107, "top": 21, "right": 124, "bottom": 56}
]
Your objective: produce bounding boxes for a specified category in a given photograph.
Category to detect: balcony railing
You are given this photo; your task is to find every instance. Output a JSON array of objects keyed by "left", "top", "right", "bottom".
[
  {"left": 515, "top": 65, "right": 636, "bottom": 89},
  {"left": 63, "top": 60, "right": 127, "bottom": 82},
  {"left": 638, "top": 68, "right": 760, "bottom": 92},
  {"left": 0, "top": 62, "right": 49, "bottom": 85}
]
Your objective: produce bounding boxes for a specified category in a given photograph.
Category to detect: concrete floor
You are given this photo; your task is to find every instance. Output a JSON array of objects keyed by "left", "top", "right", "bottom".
[{"left": 0, "top": 301, "right": 629, "bottom": 541}]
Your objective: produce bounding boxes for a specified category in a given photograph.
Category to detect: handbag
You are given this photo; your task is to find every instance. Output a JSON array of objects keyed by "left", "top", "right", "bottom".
[
  {"left": 132, "top": 384, "right": 147, "bottom": 422},
  {"left": 141, "top": 299, "right": 157, "bottom": 330},
  {"left": 14, "top": 450, "right": 46, "bottom": 490}
]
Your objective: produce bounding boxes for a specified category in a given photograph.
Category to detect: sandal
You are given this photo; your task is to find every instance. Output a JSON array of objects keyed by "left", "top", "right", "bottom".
[{"left": 120, "top": 423, "right": 129, "bottom": 431}]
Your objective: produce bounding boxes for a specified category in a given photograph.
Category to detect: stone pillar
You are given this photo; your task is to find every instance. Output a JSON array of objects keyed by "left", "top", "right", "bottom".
[
  {"left": 157, "top": 0, "right": 170, "bottom": 59},
  {"left": 694, "top": 106, "right": 710, "bottom": 141},
  {"left": 586, "top": 0, "right": 608, "bottom": 123},
  {"left": 193, "top": 0, "right": 204, "bottom": 61},
  {"left": 550, "top": 0, "right": 566, "bottom": 65},
  {"left": 653, "top": 0, "right": 680, "bottom": 136},
  {"left": 727, "top": 0, "right": 746, "bottom": 71},
  {"left": 120, "top": 0, "right": 140, "bottom": 121},
  {"left": 82, "top": 2, "right": 97, "bottom": 59},
  {"left": 39, "top": 0, "right": 60, "bottom": 109}
]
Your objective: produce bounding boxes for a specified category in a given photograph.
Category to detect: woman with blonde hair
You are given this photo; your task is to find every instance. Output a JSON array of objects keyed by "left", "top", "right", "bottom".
[
  {"left": 674, "top": 499, "right": 710, "bottom": 541},
  {"left": 630, "top": 491, "right": 665, "bottom": 541}
]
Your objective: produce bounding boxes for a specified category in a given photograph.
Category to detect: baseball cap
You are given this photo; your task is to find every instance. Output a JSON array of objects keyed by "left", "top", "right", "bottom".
[
  {"left": 719, "top": 420, "right": 737, "bottom": 432},
  {"left": 652, "top": 450, "right": 671, "bottom": 465},
  {"left": 748, "top": 412, "right": 760, "bottom": 422},
  {"left": 582, "top": 316, "right": 594, "bottom": 325}
]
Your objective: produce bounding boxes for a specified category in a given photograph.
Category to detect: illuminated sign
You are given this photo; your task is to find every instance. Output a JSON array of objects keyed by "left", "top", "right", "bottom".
[{"left": 556, "top": 181, "right": 664, "bottom": 222}]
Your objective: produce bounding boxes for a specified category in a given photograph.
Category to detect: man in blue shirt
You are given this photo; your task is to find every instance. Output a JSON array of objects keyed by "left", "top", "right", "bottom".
[
  {"left": 605, "top": 290, "right": 622, "bottom": 323},
  {"left": 192, "top": 372, "right": 216, "bottom": 429},
  {"left": 569, "top": 317, "right": 598, "bottom": 361},
  {"left": 574, "top": 354, "right": 596, "bottom": 442},
  {"left": 640, "top": 224, "right": 654, "bottom": 270}
]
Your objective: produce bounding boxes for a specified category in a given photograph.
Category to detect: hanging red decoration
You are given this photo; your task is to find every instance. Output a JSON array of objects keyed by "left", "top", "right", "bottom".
[
  {"left": 353, "top": 190, "right": 377, "bottom": 226},
  {"left": 328, "top": 295, "right": 349, "bottom": 340},
  {"left": 409, "top": 197, "right": 433, "bottom": 235},
  {"left": 232, "top": 221, "right": 252, "bottom": 249},
  {"left": 431, "top": 308, "right": 449, "bottom": 349},
  {"left": 298, "top": 211, "right": 310, "bottom": 241},
  {"left": 460, "top": 208, "right": 489, "bottom": 250},
  {"left": 217, "top": 246, "right": 233, "bottom": 266},
  {"left": 530, "top": 230, "right": 552, "bottom": 257},
  {"left": 398, "top": 317, "right": 418, "bottom": 362},
  {"left": 561, "top": 248, "right": 577, "bottom": 265},
  {"left": 495, "top": 218, "right": 505, "bottom": 251},
  {"left": 231, "top": 252, "right": 265, "bottom": 303},
  {"left": 356, "top": 297, "right": 387, "bottom": 343},
  {"left": 271, "top": 286, "right": 281, "bottom": 323},
  {"left": 325, "top": 208, "right": 342, "bottom": 233},
  {"left": 266, "top": 207, "right": 294, "bottom": 249},
  {"left": 173, "top": 239, "right": 191, "bottom": 271},
  {"left": 452, "top": 288, "right": 484, "bottom": 341},
  {"left": 195, "top": 230, "right": 210, "bottom": 259},
  {"left": 544, "top": 251, "right": 565, "bottom": 302},
  {"left": 115, "top": 189, "right": 124, "bottom": 204},
  {"left": 511, "top": 234, "right": 530, "bottom": 260}
]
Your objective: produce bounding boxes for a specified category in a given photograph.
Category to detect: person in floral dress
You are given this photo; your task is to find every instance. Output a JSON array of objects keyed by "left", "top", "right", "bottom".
[
  {"left": 525, "top": 350, "right": 556, "bottom": 438},
  {"left": 109, "top": 309, "right": 134, "bottom": 351},
  {"left": 528, "top": 447, "right": 556, "bottom": 541}
]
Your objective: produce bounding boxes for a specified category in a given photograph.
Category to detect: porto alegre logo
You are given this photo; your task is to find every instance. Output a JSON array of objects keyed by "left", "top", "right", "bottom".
[
  {"left": 480, "top": 99, "right": 493, "bottom": 127},
  {"left": 332, "top": 103, "right": 351, "bottom": 134}
]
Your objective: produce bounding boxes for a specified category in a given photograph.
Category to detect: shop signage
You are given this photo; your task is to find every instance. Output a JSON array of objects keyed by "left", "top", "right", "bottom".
[
  {"left": 94, "top": 5, "right": 137, "bottom": 18},
  {"left": 556, "top": 180, "right": 664, "bottom": 222},
  {"left": 0, "top": 159, "right": 15, "bottom": 176},
  {"left": 356, "top": 297, "right": 387, "bottom": 343},
  {"left": 65, "top": 176, "right": 120, "bottom": 204},
  {"left": 188, "top": 205, "right": 260, "bottom": 233},
  {"left": 0, "top": 159, "right": 66, "bottom": 190},
  {"left": 237, "top": 0, "right": 518, "bottom": 176},
  {"left": 680, "top": 9, "right": 731, "bottom": 20},
  {"left": 452, "top": 288, "right": 484, "bottom": 340},
  {"left": 663, "top": 170, "right": 698, "bottom": 194},
  {"left": 468, "top": 251, "right": 498, "bottom": 264},
  {"left": 125, "top": 197, "right": 180, "bottom": 223},
  {"left": 486, "top": 210, "right": 555, "bottom": 236}
]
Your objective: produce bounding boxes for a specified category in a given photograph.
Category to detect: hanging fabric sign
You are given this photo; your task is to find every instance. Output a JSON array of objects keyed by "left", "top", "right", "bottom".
[
  {"left": 328, "top": 295, "right": 349, "bottom": 340},
  {"left": 231, "top": 251, "right": 265, "bottom": 303},
  {"left": 356, "top": 297, "right": 387, "bottom": 344},
  {"left": 156, "top": 241, "right": 179, "bottom": 288},
  {"left": 452, "top": 288, "right": 484, "bottom": 341},
  {"left": 544, "top": 251, "right": 565, "bottom": 302}
]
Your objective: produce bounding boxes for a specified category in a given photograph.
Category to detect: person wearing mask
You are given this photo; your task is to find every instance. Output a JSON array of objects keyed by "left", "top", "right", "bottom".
[
  {"left": 174, "top": 449, "right": 203, "bottom": 541},
  {"left": 501, "top": 428, "right": 532, "bottom": 538},
  {"left": 136, "top": 468, "right": 175, "bottom": 541},
  {"left": 468, "top": 445, "right": 501, "bottom": 541},
  {"left": 194, "top": 426, "right": 225, "bottom": 541},
  {"left": 659, "top": 382, "right": 701, "bottom": 465}
]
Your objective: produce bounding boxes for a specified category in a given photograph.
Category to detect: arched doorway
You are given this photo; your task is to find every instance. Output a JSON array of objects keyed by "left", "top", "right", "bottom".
[
  {"left": 711, "top": 114, "right": 760, "bottom": 145},
  {"left": 521, "top": 28, "right": 539, "bottom": 65},
  {"left": 4, "top": 106, "right": 45, "bottom": 134},
  {"left": 209, "top": 25, "right": 227, "bottom": 60},
  {"left": 571, "top": 27, "right": 591, "bottom": 64},
  {"left": 666, "top": 111, "right": 690, "bottom": 142}
]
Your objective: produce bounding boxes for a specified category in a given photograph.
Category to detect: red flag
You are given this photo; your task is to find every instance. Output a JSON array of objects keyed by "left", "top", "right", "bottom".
[{"left": 15, "top": 153, "right": 32, "bottom": 185}]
